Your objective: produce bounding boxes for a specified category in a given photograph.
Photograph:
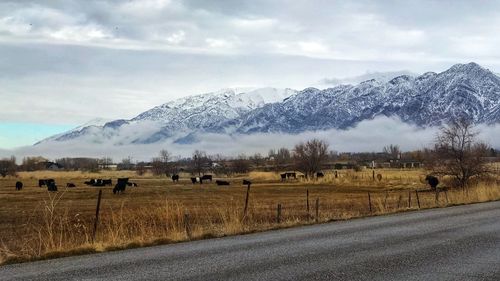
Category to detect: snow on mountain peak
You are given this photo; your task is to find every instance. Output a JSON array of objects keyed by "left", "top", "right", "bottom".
[{"left": 36, "top": 62, "right": 500, "bottom": 147}]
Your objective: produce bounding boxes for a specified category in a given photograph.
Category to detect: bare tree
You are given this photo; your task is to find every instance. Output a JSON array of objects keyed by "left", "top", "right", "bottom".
[
  {"left": 0, "top": 156, "right": 17, "bottom": 177},
  {"left": 232, "top": 154, "right": 250, "bottom": 174},
  {"left": 269, "top": 147, "right": 291, "bottom": 172},
  {"left": 136, "top": 162, "right": 147, "bottom": 176},
  {"left": 21, "top": 156, "right": 47, "bottom": 171},
  {"left": 159, "top": 149, "right": 171, "bottom": 176},
  {"left": 117, "top": 157, "right": 134, "bottom": 170},
  {"left": 150, "top": 157, "right": 164, "bottom": 176},
  {"left": 99, "top": 157, "right": 113, "bottom": 170},
  {"left": 293, "top": 139, "right": 329, "bottom": 178},
  {"left": 427, "top": 119, "right": 491, "bottom": 188},
  {"left": 383, "top": 144, "right": 401, "bottom": 159},
  {"left": 190, "top": 150, "right": 210, "bottom": 176},
  {"left": 249, "top": 153, "right": 265, "bottom": 168}
]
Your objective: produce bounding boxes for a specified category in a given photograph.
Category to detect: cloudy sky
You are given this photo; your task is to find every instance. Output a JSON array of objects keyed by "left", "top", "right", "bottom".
[{"left": 2, "top": 0, "right": 500, "bottom": 148}]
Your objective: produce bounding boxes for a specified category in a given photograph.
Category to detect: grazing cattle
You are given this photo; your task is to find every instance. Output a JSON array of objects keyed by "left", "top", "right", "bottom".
[
  {"left": 216, "top": 180, "right": 230, "bottom": 186},
  {"left": 15, "top": 181, "right": 23, "bottom": 191},
  {"left": 425, "top": 175, "right": 439, "bottom": 190},
  {"left": 242, "top": 179, "right": 251, "bottom": 188},
  {"left": 47, "top": 181, "right": 57, "bottom": 192},
  {"left": 286, "top": 172, "right": 297, "bottom": 179},
  {"left": 172, "top": 175, "right": 179, "bottom": 182},
  {"left": 84, "top": 179, "right": 95, "bottom": 185},
  {"left": 127, "top": 182, "right": 138, "bottom": 187},
  {"left": 84, "top": 179, "right": 108, "bottom": 186},
  {"left": 201, "top": 175, "right": 213, "bottom": 182},
  {"left": 113, "top": 183, "right": 126, "bottom": 194},
  {"left": 190, "top": 177, "right": 197, "bottom": 184},
  {"left": 66, "top": 183, "right": 76, "bottom": 188},
  {"left": 38, "top": 179, "right": 55, "bottom": 187},
  {"left": 113, "top": 178, "right": 129, "bottom": 194},
  {"left": 118, "top": 178, "right": 129, "bottom": 183},
  {"left": 316, "top": 172, "right": 324, "bottom": 178},
  {"left": 280, "top": 173, "right": 287, "bottom": 182}
]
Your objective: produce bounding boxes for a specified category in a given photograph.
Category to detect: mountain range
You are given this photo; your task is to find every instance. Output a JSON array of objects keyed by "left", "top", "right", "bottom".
[{"left": 37, "top": 62, "right": 500, "bottom": 147}]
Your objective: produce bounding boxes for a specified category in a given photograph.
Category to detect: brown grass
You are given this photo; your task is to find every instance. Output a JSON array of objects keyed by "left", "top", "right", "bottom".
[{"left": 0, "top": 168, "right": 499, "bottom": 265}]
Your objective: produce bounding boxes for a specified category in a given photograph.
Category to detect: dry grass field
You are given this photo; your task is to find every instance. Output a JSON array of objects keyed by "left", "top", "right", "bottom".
[{"left": 1, "top": 168, "right": 499, "bottom": 265}]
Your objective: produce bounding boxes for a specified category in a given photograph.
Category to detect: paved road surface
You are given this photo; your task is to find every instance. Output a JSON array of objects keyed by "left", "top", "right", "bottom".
[{"left": 2, "top": 201, "right": 500, "bottom": 280}]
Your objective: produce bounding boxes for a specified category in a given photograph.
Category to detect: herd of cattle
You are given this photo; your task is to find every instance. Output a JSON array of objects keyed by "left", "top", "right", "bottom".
[
  {"left": 10, "top": 173, "right": 442, "bottom": 193},
  {"left": 11, "top": 178, "right": 139, "bottom": 194},
  {"left": 11, "top": 174, "right": 251, "bottom": 194},
  {"left": 279, "top": 172, "right": 326, "bottom": 181}
]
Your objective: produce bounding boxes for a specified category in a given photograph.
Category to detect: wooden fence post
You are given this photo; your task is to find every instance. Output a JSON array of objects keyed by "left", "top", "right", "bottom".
[
  {"left": 91, "top": 189, "right": 102, "bottom": 243},
  {"left": 408, "top": 191, "right": 412, "bottom": 208},
  {"left": 184, "top": 213, "right": 192, "bottom": 239},
  {"left": 243, "top": 185, "right": 251, "bottom": 219},
  {"left": 368, "top": 192, "right": 372, "bottom": 214},
  {"left": 315, "top": 198, "right": 319, "bottom": 223},
  {"left": 397, "top": 194, "right": 402, "bottom": 209},
  {"left": 277, "top": 204, "right": 282, "bottom": 224},
  {"left": 415, "top": 190, "right": 421, "bottom": 209}
]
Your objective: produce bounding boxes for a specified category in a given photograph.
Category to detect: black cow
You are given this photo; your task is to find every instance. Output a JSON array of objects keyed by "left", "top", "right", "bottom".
[
  {"left": 66, "top": 183, "right": 76, "bottom": 188},
  {"left": 102, "top": 179, "right": 112, "bottom": 186},
  {"left": 201, "top": 175, "right": 213, "bottom": 182},
  {"left": 316, "top": 172, "right": 324, "bottom": 178},
  {"left": 242, "top": 179, "right": 251, "bottom": 188},
  {"left": 172, "top": 175, "right": 179, "bottom": 182},
  {"left": 216, "top": 180, "right": 230, "bottom": 186},
  {"left": 47, "top": 180, "right": 57, "bottom": 192},
  {"left": 84, "top": 179, "right": 97, "bottom": 186},
  {"left": 15, "top": 181, "right": 23, "bottom": 191},
  {"left": 286, "top": 172, "right": 297, "bottom": 179},
  {"left": 127, "top": 182, "right": 138, "bottom": 187},
  {"left": 190, "top": 177, "right": 197, "bottom": 184},
  {"left": 38, "top": 179, "right": 55, "bottom": 187},
  {"left": 425, "top": 175, "right": 439, "bottom": 190},
  {"left": 113, "top": 178, "right": 129, "bottom": 194}
]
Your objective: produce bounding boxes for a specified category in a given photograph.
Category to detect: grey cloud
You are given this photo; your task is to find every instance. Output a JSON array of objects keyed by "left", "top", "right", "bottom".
[{"left": 2, "top": 1, "right": 500, "bottom": 137}]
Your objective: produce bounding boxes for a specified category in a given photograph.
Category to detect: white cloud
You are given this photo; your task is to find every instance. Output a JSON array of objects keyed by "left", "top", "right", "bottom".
[
  {"left": 297, "top": 41, "right": 329, "bottom": 55},
  {"left": 48, "top": 25, "right": 111, "bottom": 41},
  {"left": 205, "top": 37, "right": 238, "bottom": 49},
  {"left": 165, "top": 30, "right": 186, "bottom": 44},
  {"left": 4, "top": 116, "right": 500, "bottom": 162}
]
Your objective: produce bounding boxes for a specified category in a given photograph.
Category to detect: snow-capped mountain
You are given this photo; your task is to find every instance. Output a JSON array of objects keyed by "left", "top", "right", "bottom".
[
  {"left": 37, "top": 62, "right": 500, "bottom": 147},
  {"left": 228, "top": 62, "right": 500, "bottom": 134},
  {"left": 37, "top": 87, "right": 297, "bottom": 145}
]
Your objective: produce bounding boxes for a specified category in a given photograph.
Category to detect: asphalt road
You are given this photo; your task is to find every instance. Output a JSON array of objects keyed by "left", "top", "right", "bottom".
[{"left": 2, "top": 201, "right": 500, "bottom": 281}]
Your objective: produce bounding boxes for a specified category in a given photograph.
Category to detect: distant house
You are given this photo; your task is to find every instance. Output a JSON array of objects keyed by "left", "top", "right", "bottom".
[{"left": 44, "top": 161, "right": 63, "bottom": 170}]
